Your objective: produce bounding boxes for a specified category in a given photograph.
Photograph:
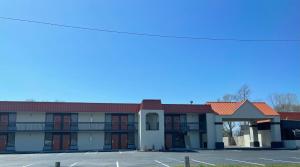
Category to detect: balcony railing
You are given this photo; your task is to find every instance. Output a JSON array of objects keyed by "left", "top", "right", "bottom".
[
  {"left": 0, "top": 122, "right": 138, "bottom": 132},
  {"left": 164, "top": 122, "right": 205, "bottom": 132}
]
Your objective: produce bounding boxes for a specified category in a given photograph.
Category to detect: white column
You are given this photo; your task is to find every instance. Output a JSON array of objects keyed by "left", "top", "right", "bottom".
[
  {"left": 138, "top": 110, "right": 165, "bottom": 151},
  {"left": 215, "top": 116, "right": 224, "bottom": 149},
  {"left": 138, "top": 111, "right": 144, "bottom": 150},
  {"left": 206, "top": 113, "right": 216, "bottom": 149},
  {"left": 271, "top": 117, "right": 282, "bottom": 148},
  {"left": 249, "top": 121, "right": 259, "bottom": 147}
]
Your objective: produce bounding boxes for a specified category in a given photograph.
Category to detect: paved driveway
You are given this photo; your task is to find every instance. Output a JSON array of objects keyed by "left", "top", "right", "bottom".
[{"left": 0, "top": 150, "right": 300, "bottom": 167}]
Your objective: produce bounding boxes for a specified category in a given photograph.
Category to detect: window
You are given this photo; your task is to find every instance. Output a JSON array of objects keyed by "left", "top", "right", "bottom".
[
  {"left": 128, "top": 114, "right": 135, "bottom": 130},
  {"left": 71, "top": 114, "right": 78, "bottom": 130},
  {"left": 45, "top": 113, "right": 53, "bottom": 130},
  {"left": 0, "top": 113, "right": 8, "bottom": 130},
  {"left": 105, "top": 132, "right": 111, "bottom": 145},
  {"left": 128, "top": 133, "right": 134, "bottom": 145},
  {"left": 70, "top": 133, "right": 77, "bottom": 149},
  {"left": 199, "top": 114, "right": 207, "bottom": 132},
  {"left": 105, "top": 114, "right": 112, "bottom": 130},
  {"left": 8, "top": 113, "right": 16, "bottom": 128},
  {"left": 146, "top": 113, "right": 159, "bottom": 130},
  {"left": 128, "top": 133, "right": 135, "bottom": 149},
  {"left": 7, "top": 133, "right": 15, "bottom": 147},
  {"left": 44, "top": 133, "right": 52, "bottom": 149}
]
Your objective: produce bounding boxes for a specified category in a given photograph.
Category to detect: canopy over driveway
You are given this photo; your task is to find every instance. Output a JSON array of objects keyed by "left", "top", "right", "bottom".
[{"left": 206, "top": 100, "right": 282, "bottom": 149}]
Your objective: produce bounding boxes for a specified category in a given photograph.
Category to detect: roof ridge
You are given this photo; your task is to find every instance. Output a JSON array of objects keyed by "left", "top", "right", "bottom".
[
  {"left": 0, "top": 101, "right": 140, "bottom": 105},
  {"left": 207, "top": 101, "right": 240, "bottom": 103},
  {"left": 163, "top": 103, "right": 210, "bottom": 106}
]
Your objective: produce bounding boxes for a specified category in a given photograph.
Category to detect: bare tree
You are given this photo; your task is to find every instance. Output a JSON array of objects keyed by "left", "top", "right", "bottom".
[
  {"left": 219, "top": 94, "right": 238, "bottom": 145},
  {"left": 236, "top": 84, "right": 251, "bottom": 101},
  {"left": 236, "top": 84, "right": 251, "bottom": 126},
  {"left": 269, "top": 93, "right": 299, "bottom": 112},
  {"left": 219, "top": 84, "right": 252, "bottom": 145}
]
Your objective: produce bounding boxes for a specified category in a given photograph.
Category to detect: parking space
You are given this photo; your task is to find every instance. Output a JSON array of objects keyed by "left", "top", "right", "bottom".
[{"left": 0, "top": 150, "right": 300, "bottom": 167}]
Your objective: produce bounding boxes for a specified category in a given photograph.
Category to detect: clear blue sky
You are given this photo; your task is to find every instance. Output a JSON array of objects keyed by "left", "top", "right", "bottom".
[{"left": 0, "top": 0, "right": 299, "bottom": 104}]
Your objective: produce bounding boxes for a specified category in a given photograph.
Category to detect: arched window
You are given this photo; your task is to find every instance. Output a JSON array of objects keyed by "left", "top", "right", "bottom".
[{"left": 146, "top": 113, "right": 159, "bottom": 130}]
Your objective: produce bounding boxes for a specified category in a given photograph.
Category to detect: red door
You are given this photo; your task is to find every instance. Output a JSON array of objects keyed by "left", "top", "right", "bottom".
[
  {"left": 0, "top": 115, "right": 8, "bottom": 130},
  {"left": 112, "top": 116, "right": 119, "bottom": 130},
  {"left": 173, "top": 116, "right": 181, "bottom": 130},
  {"left": 120, "top": 134, "right": 128, "bottom": 149},
  {"left": 120, "top": 115, "right": 128, "bottom": 130},
  {"left": 165, "top": 134, "right": 172, "bottom": 150},
  {"left": 63, "top": 115, "right": 71, "bottom": 130},
  {"left": 53, "top": 135, "right": 61, "bottom": 151},
  {"left": 165, "top": 116, "right": 172, "bottom": 131},
  {"left": 62, "top": 134, "right": 70, "bottom": 150},
  {"left": 54, "top": 115, "right": 62, "bottom": 130},
  {"left": 0, "top": 135, "right": 7, "bottom": 151},
  {"left": 111, "top": 134, "right": 119, "bottom": 149}
]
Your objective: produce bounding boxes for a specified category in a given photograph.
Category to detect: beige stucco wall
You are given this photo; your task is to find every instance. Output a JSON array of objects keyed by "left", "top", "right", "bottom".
[
  {"left": 16, "top": 112, "right": 45, "bottom": 122},
  {"left": 15, "top": 132, "right": 44, "bottom": 152},
  {"left": 187, "top": 131, "right": 199, "bottom": 149},
  {"left": 77, "top": 112, "right": 105, "bottom": 151},
  {"left": 186, "top": 113, "right": 200, "bottom": 149},
  {"left": 78, "top": 112, "right": 105, "bottom": 122},
  {"left": 206, "top": 113, "right": 216, "bottom": 149},
  {"left": 258, "top": 130, "right": 271, "bottom": 148},
  {"left": 78, "top": 132, "right": 104, "bottom": 151},
  {"left": 138, "top": 109, "right": 165, "bottom": 151},
  {"left": 187, "top": 113, "right": 198, "bottom": 122}
]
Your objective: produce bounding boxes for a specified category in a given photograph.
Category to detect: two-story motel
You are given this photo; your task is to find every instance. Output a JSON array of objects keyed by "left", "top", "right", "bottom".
[{"left": 0, "top": 99, "right": 288, "bottom": 152}]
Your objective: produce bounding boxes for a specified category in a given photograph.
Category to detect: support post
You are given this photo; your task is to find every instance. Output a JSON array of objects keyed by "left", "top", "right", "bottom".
[
  {"left": 271, "top": 117, "right": 283, "bottom": 148},
  {"left": 184, "top": 156, "right": 190, "bottom": 167},
  {"left": 249, "top": 122, "right": 260, "bottom": 147},
  {"left": 206, "top": 113, "right": 216, "bottom": 149},
  {"left": 55, "top": 162, "right": 60, "bottom": 167},
  {"left": 215, "top": 116, "right": 224, "bottom": 149}
]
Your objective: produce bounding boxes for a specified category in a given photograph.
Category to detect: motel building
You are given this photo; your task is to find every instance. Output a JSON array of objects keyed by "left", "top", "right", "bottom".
[{"left": 0, "top": 99, "right": 299, "bottom": 153}]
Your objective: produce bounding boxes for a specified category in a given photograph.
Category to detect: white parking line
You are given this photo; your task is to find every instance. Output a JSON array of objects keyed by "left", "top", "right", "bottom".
[
  {"left": 154, "top": 160, "right": 170, "bottom": 167},
  {"left": 166, "top": 157, "right": 184, "bottom": 163},
  {"left": 84, "top": 151, "right": 97, "bottom": 155},
  {"left": 290, "top": 157, "right": 300, "bottom": 160},
  {"left": 231, "top": 150, "right": 242, "bottom": 152},
  {"left": 260, "top": 158, "right": 300, "bottom": 164},
  {"left": 116, "top": 161, "right": 119, "bottom": 167},
  {"left": 226, "top": 158, "right": 265, "bottom": 166},
  {"left": 191, "top": 159, "right": 216, "bottom": 166},
  {"left": 22, "top": 164, "right": 33, "bottom": 167},
  {"left": 69, "top": 162, "right": 79, "bottom": 167}
]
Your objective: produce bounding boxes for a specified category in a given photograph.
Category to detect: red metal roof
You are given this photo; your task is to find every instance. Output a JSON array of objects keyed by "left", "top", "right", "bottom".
[
  {"left": 0, "top": 100, "right": 212, "bottom": 113},
  {"left": 207, "top": 101, "right": 279, "bottom": 116},
  {"left": 279, "top": 112, "right": 300, "bottom": 120},
  {"left": 163, "top": 104, "right": 212, "bottom": 113},
  {"left": 140, "top": 99, "right": 163, "bottom": 110},
  {"left": 0, "top": 101, "right": 140, "bottom": 113}
]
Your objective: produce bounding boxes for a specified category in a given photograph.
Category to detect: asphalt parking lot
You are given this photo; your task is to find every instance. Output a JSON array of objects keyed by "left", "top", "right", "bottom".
[{"left": 0, "top": 150, "right": 300, "bottom": 167}]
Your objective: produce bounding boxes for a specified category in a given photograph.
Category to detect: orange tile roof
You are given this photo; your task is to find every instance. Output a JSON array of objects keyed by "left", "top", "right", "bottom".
[
  {"left": 207, "top": 101, "right": 279, "bottom": 116},
  {"left": 253, "top": 102, "right": 279, "bottom": 116}
]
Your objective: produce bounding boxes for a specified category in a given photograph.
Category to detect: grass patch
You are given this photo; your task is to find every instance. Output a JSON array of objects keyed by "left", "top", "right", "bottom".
[{"left": 175, "top": 164, "right": 300, "bottom": 167}]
